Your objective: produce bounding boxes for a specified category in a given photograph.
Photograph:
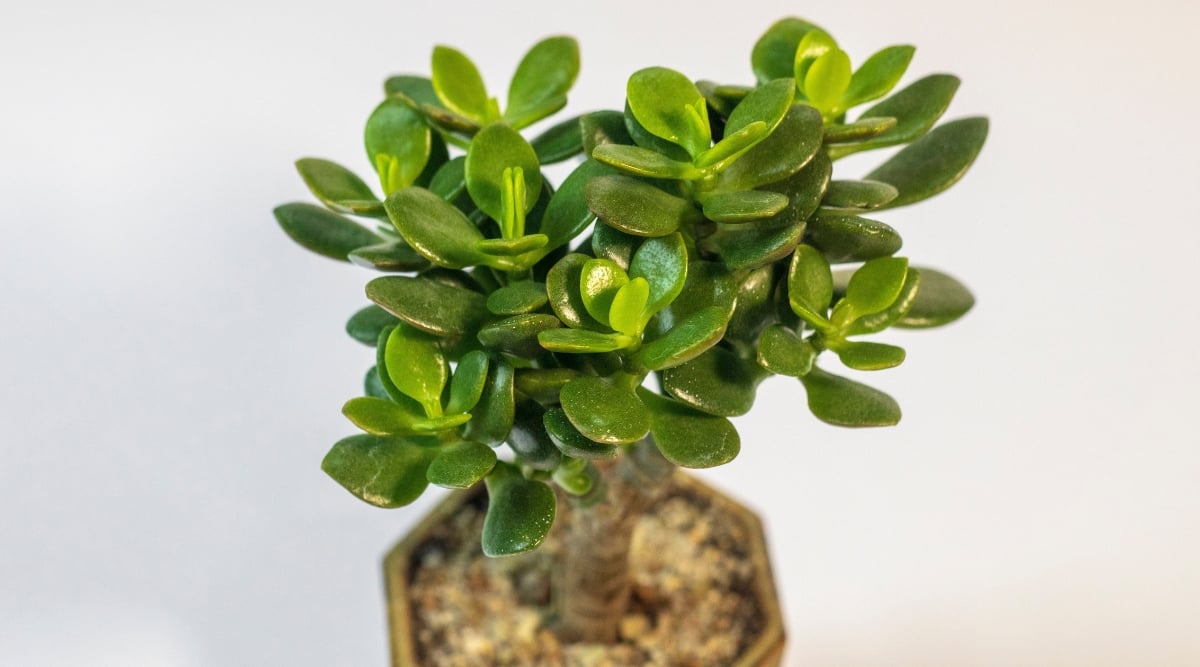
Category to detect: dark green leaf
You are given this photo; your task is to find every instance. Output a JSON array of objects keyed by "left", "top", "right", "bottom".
[
  {"left": 640, "top": 388, "right": 740, "bottom": 468},
  {"left": 718, "top": 105, "right": 823, "bottom": 191},
  {"left": 322, "top": 434, "right": 432, "bottom": 508},
  {"left": 348, "top": 241, "right": 431, "bottom": 272},
  {"left": 346, "top": 305, "right": 400, "bottom": 346},
  {"left": 538, "top": 328, "right": 630, "bottom": 353},
  {"left": 465, "top": 123, "right": 542, "bottom": 221},
  {"left": 638, "top": 306, "right": 728, "bottom": 371},
  {"left": 843, "top": 45, "right": 915, "bottom": 109},
  {"left": 365, "top": 275, "right": 487, "bottom": 337},
  {"left": 531, "top": 115, "right": 585, "bottom": 164},
  {"left": 487, "top": 282, "right": 548, "bottom": 315},
  {"left": 446, "top": 350, "right": 490, "bottom": 415},
  {"left": 544, "top": 408, "right": 619, "bottom": 460},
  {"left": 384, "top": 325, "right": 447, "bottom": 414},
  {"left": 628, "top": 232, "right": 687, "bottom": 316},
  {"left": 581, "top": 110, "right": 634, "bottom": 156},
  {"left": 383, "top": 75, "right": 441, "bottom": 107},
  {"left": 834, "top": 341, "right": 906, "bottom": 370},
  {"left": 545, "top": 253, "right": 606, "bottom": 330},
  {"left": 365, "top": 99, "right": 432, "bottom": 194},
  {"left": 477, "top": 314, "right": 561, "bottom": 357},
  {"left": 295, "top": 158, "right": 383, "bottom": 217},
  {"left": 385, "top": 187, "right": 489, "bottom": 269},
  {"left": 592, "top": 144, "right": 700, "bottom": 180},
  {"left": 830, "top": 74, "right": 960, "bottom": 159},
  {"left": 760, "top": 148, "right": 831, "bottom": 225},
  {"left": 514, "top": 368, "right": 580, "bottom": 404},
  {"left": 365, "top": 366, "right": 389, "bottom": 399},
  {"left": 476, "top": 235, "right": 548, "bottom": 257},
  {"left": 701, "top": 190, "right": 789, "bottom": 223},
  {"left": 428, "top": 156, "right": 467, "bottom": 201},
  {"left": 591, "top": 222, "right": 638, "bottom": 269},
  {"left": 805, "top": 215, "right": 901, "bottom": 263},
  {"left": 757, "top": 324, "right": 816, "bottom": 377},
  {"left": 821, "top": 179, "right": 899, "bottom": 210},
  {"left": 540, "top": 159, "right": 617, "bottom": 252},
  {"left": 662, "top": 346, "right": 764, "bottom": 417},
  {"left": 585, "top": 175, "right": 696, "bottom": 237},
  {"left": 752, "top": 17, "right": 824, "bottom": 83},
  {"left": 505, "top": 36, "right": 580, "bottom": 128},
  {"left": 431, "top": 45, "right": 493, "bottom": 124},
  {"left": 626, "top": 67, "right": 711, "bottom": 158},
  {"left": 726, "top": 264, "right": 777, "bottom": 343},
  {"left": 427, "top": 441, "right": 496, "bottom": 488},
  {"left": 788, "top": 244, "right": 834, "bottom": 325},
  {"left": 579, "top": 258, "right": 628, "bottom": 327},
  {"left": 865, "top": 117, "right": 989, "bottom": 209},
  {"left": 508, "top": 402, "right": 563, "bottom": 470},
  {"left": 464, "top": 360, "right": 515, "bottom": 445},
  {"left": 274, "top": 203, "right": 382, "bottom": 262},
  {"left": 823, "top": 117, "right": 898, "bottom": 144},
  {"left": 650, "top": 261, "right": 737, "bottom": 335},
  {"left": 482, "top": 463, "right": 556, "bottom": 556},
  {"left": 560, "top": 375, "right": 650, "bottom": 445},
  {"left": 895, "top": 267, "right": 974, "bottom": 328},
  {"left": 800, "top": 367, "right": 901, "bottom": 427}
]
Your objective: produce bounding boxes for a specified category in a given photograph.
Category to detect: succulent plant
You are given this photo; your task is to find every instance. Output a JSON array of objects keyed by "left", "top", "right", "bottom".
[{"left": 276, "top": 17, "right": 986, "bottom": 642}]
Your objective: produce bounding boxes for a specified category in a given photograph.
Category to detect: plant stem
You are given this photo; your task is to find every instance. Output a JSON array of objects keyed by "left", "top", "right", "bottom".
[{"left": 553, "top": 438, "right": 674, "bottom": 643}]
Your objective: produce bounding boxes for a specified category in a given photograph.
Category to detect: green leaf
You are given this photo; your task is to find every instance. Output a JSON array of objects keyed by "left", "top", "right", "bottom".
[
  {"left": 829, "top": 74, "right": 960, "bottom": 159},
  {"left": 543, "top": 408, "right": 620, "bottom": 460},
  {"left": 804, "top": 49, "right": 852, "bottom": 115},
  {"left": 865, "top": 117, "right": 989, "bottom": 209},
  {"left": 538, "top": 328, "right": 630, "bottom": 353},
  {"left": 505, "top": 36, "right": 580, "bottom": 128},
  {"left": 487, "top": 282, "right": 548, "bottom": 315},
  {"left": 514, "top": 368, "right": 579, "bottom": 404},
  {"left": 545, "top": 253, "right": 606, "bottom": 330},
  {"left": 629, "top": 232, "right": 687, "bottom": 317},
  {"left": 431, "top": 45, "right": 493, "bottom": 124},
  {"left": 842, "top": 45, "right": 915, "bottom": 109},
  {"left": 464, "top": 360, "right": 515, "bottom": 446},
  {"left": 800, "top": 367, "right": 900, "bottom": 427},
  {"left": 585, "top": 175, "right": 696, "bottom": 237},
  {"left": 694, "top": 121, "right": 767, "bottom": 172},
  {"left": 752, "top": 17, "right": 824, "bottom": 83},
  {"left": 322, "top": 434, "right": 432, "bottom": 508},
  {"left": 295, "top": 158, "right": 383, "bottom": 217},
  {"left": 365, "top": 275, "right": 488, "bottom": 337},
  {"left": 476, "top": 235, "right": 548, "bottom": 257},
  {"left": 624, "top": 101, "right": 693, "bottom": 163},
  {"left": 662, "top": 346, "right": 764, "bottom": 417},
  {"left": 342, "top": 396, "right": 422, "bottom": 435},
  {"left": 482, "top": 463, "right": 556, "bottom": 556},
  {"left": 792, "top": 29, "right": 839, "bottom": 92},
  {"left": 649, "top": 261, "right": 736, "bottom": 335},
  {"left": 477, "top": 314, "right": 561, "bottom": 357},
  {"left": 639, "top": 388, "right": 740, "bottom": 468},
  {"left": 608, "top": 278, "right": 649, "bottom": 336},
  {"left": 384, "top": 325, "right": 448, "bottom": 414},
  {"left": 838, "top": 256, "right": 909, "bottom": 324},
  {"left": 383, "top": 75, "right": 441, "bottom": 107},
  {"left": 365, "top": 99, "right": 432, "bottom": 195},
  {"left": 821, "top": 180, "right": 899, "bottom": 211},
  {"left": 638, "top": 306, "right": 728, "bottom": 371},
  {"left": 428, "top": 156, "right": 467, "bottom": 201},
  {"left": 509, "top": 403, "right": 563, "bottom": 470},
  {"left": 560, "top": 376, "right": 651, "bottom": 445},
  {"left": 531, "top": 115, "right": 585, "bottom": 164},
  {"left": 579, "top": 258, "right": 628, "bottom": 327},
  {"left": 385, "top": 187, "right": 489, "bottom": 269},
  {"left": 373, "top": 327, "right": 415, "bottom": 406},
  {"left": 540, "top": 159, "right": 617, "bottom": 252},
  {"left": 581, "top": 110, "right": 634, "bottom": 156},
  {"left": 592, "top": 144, "right": 700, "bottom": 180},
  {"left": 626, "top": 67, "right": 711, "bottom": 158},
  {"left": 346, "top": 305, "right": 400, "bottom": 346},
  {"left": 834, "top": 341, "right": 906, "bottom": 370},
  {"left": 718, "top": 105, "right": 824, "bottom": 191},
  {"left": 823, "top": 117, "right": 898, "bottom": 144},
  {"left": 365, "top": 366, "right": 389, "bottom": 400},
  {"left": 757, "top": 324, "right": 817, "bottom": 377},
  {"left": 701, "top": 191, "right": 789, "bottom": 223},
  {"left": 844, "top": 267, "right": 920, "bottom": 336},
  {"left": 788, "top": 244, "right": 834, "bottom": 326},
  {"left": 760, "top": 148, "right": 831, "bottom": 225},
  {"left": 446, "top": 350, "right": 490, "bottom": 415},
  {"left": 805, "top": 215, "right": 901, "bottom": 263},
  {"left": 465, "top": 123, "right": 543, "bottom": 222},
  {"left": 725, "top": 77, "right": 796, "bottom": 138},
  {"left": 895, "top": 267, "right": 974, "bottom": 328},
  {"left": 726, "top": 264, "right": 777, "bottom": 343},
  {"left": 274, "top": 203, "right": 382, "bottom": 262},
  {"left": 592, "top": 222, "right": 637, "bottom": 269},
  {"left": 696, "top": 80, "right": 750, "bottom": 118},
  {"left": 348, "top": 241, "right": 431, "bottom": 272},
  {"left": 427, "top": 441, "right": 496, "bottom": 489}
]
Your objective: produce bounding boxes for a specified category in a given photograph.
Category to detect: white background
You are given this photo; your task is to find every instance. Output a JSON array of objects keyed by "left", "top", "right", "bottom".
[{"left": 2, "top": 0, "right": 1198, "bottom": 665}]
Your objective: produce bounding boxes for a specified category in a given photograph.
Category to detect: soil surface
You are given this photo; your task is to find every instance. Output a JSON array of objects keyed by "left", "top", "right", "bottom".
[{"left": 405, "top": 481, "right": 766, "bottom": 666}]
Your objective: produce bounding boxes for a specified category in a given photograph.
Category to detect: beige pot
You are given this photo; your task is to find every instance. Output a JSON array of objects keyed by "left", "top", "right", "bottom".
[{"left": 383, "top": 471, "right": 785, "bottom": 666}]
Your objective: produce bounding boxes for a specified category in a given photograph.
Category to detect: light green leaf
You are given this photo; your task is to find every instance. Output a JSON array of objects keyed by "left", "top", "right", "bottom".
[
  {"left": 717, "top": 105, "right": 824, "bottom": 191},
  {"left": 865, "top": 117, "right": 989, "bottom": 209},
  {"left": 322, "top": 434, "right": 432, "bottom": 508},
  {"left": 837, "top": 256, "right": 909, "bottom": 325},
  {"left": 546, "top": 253, "right": 607, "bottom": 330},
  {"left": 842, "top": 45, "right": 915, "bottom": 109},
  {"left": 505, "top": 36, "right": 580, "bottom": 128},
  {"left": 725, "top": 77, "right": 796, "bottom": 138},
  {"left": 384, "top": 325, "right": 448, "bottom": 415},
  {"left": 538, "top": 328, "right": 631, "bottom": 353},
  {"left": 342, "top": 396, "right": 422, "bottom": 435},
  {"left": 793, "top": 29, "right": 839, "bottom": 93},
  {"left": 592, "top": 144, "right": 701, "bottom": 180},
  {"left": 805, "top": 49, "right": 852, "bottom": 115},
  {"left": 274, "top": 203, "right": 382, "bottom": 262},
  {"left": 640, "top": 388, "right": 740, "bottom": 468},
  {"left": 465, "top": 123, "right": 542, "bottom": 222},
  {"left": 694, "top": 121, "right": 767, "bottom": 172},
  {"left": 431, "top": 45, "right": 493, "bottom": 124},
  {"left": 365, "top": 99, "right": 432, "bottom": 194},
  {"left": 560, "top": 375, "right": 651, "bottom": 445},
  {"left": 626, "top": 67, "right": 711, "bottom": 158},
  {"left": 295, "top": 158, "right": 383, "bottom": 217},
  {"left": 800, "top": 367, "right": 901, "bottom": 427},
  {"left": 579, "top": 258, "right": 628, "bottom": 327},
  {"left": 629, "top": 232, "right": 687, "bottom": 317},
  {"left": 607, "top": 277, "right": 649, "bottom": 337},
  {"left": 427, "top": 441, "right": 496, "bottom": 489},
  {"left": 787, "top": 244, "right": 834, "bottom": 326},
  {"left": 446, "top": 350, "right": 490, "bottom": 415}
]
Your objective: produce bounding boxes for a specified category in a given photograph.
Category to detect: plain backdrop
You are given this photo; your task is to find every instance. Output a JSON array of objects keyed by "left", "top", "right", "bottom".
[{"left": 2, "top": 0, "right": 1198, "bottom": 665}]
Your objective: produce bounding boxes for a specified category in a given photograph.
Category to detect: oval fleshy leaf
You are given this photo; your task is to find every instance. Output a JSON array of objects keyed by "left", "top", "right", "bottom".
[
  {"left": 788, "top": 244, "right": 834, "bottom": 326},
  {"left": 845, "top": 268, "right": 921, "bottom": 336},
  {"left": 757, "top": 324, "right": 816, "bottom": 377},
  {"left": 365, "top": 99, "right": 433, "bottom": 195},
  {"left": 431, "top": 45, "right": 492, "bottom": 124},
  {"left": 792, "top": 29, "right": 839, "bottom": 92},
  {"left": 585, "top": 175, "right": 696, "bottom": 238},
  {"left": 823, "top": 117, "right": 898, "bottom": 144},
  {"left": 805, "top": 215, "right": 901, "bottom": 263},
  {"left": 509, "top": 403, "right": 563, "bottom": 471},
  {"left": 560, "top": 375, "right": 651, "bottom": 445},
  {"left": 487, "top": 281, "right": 548, "bottom": 315},
  {"left": 608, "top": 278, "right": 650, "bottom": 337},
  {"left": 342, "top": 396, "right": 422, "bottom": 436},
  {"left": 545, "top": 253, "right": 606, "bottom": 330},
  {"left": 839, "top": 256, "right": 909, "bottom": 323},
  {"left": 804, "top": 49, "right": 852, "bottom": 115},
  {"left": 751, "top": 17, "right": 824, "bottom": 83},
  {"left": 639, "top": 388, "right": 740, "bottom": 468},
  {"left": 466, "top": 123, "right": 543, "bottom": 222},
  {"left": 725, "top": 77, "right": 796, "bottom": 139},
  {"left": 830, "top": 74, "right": 960, "bottom": 159},
  {"left": 477, "top": 314, "right": 561, "bottom": 357},
  {"left": 427, "top": 441, "right": 496, "bottom": 489},
  {"left": 322, "top": 434, "right": 432, "bottom": 508},
  {"left": 662, "top": 346, "right": 764, "bottom": 417},
  {"left": 701, "top": 190, "right": 789, "bottom": 223},
  {"left": 385, "top": 187, "right": 489, "bottom": 268},
  {"left": 581, "top": 110, "right": 634, "bottom": 156},
  {"left": 865, "top": 117, "right": 989, "bottom": 209},
  {"left": 446, "top": 350, "right": 490, "bottom": 415},
  {"left": 834, "top": 341, "right": 906, "bottom": 371},
  {"left": 579, "top": 258, "right": 628, "bottom": 327},
  {"left": 629, "top": 232, "right": 687, "bottom": 317},
  {"left": 531, "top": 114, "right": 585, "bottom": 164},
  {"left": 464, "top": 360, "right": 515, "bottom": 446},
  {"left": 482, "top": 463, "right": 556, "bottom": 557},
  {"left": 842, "top": 45, "right": 915, "bottom": 109},
  {"left": 384, "top": 324, "right": 448, "bottom": 414},
  {"left": 348, "top": 241, "right": 431, "bottom": 272},
  {"left": 365, "top": 275, "right": 488, "bottom": 337},
  {"left": 346, "top": 305, "right": 400, "bottom": 346},
  {"left": 543, "top": 408, "right": 620, "bottom": 460},
  {"left": 800, "top": 367, "right": 901, "bottom": 427},
  {"left": 821, "top": 179, "right": 899, "bottom": 210},
  {"left": 428, "top": 156, "right": 467, "bottom": 201},
  {"left": 295, "top": 158, "right": 383, "bottom": 217},
  {"left": 638, "top": 306, "right": 728, "bottom": 371},
  {"left": 539, "top": 159, "right": 618, "bottom": 252},
  {"left": 624, "top": 101, "right": 693, "bottom": 163},
  {"left": 505, "top": 36, "right": 580, "bottom": 128},
  {"left": 895, "top": 267, "right": 974, "bottom": 328},
  {"left": 274, "top": 203, "right": 382, "bottom": 262},
  {"left": 626, "top": 67, "right": 711, "bottom": 158},
  {"left": 592, "top": 144, "right": 700, "bottom": 180},
  {"left": 718, "top": 104, "right": 823, "bottom": 191}
]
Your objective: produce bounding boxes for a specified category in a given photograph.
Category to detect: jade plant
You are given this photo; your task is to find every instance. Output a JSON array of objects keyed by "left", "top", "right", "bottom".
[{"left": 276, "top": 17, "right": 985, "bottom": 642}]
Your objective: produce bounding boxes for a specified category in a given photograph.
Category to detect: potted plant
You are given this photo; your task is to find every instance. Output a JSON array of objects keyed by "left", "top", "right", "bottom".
[{"left": 275, "top": 16, "right": 986, "bottom": 665}]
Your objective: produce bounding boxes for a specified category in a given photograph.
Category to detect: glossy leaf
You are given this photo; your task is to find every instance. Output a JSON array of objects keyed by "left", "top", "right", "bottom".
[
  {"left": 274, "top": 203, "right": 382, "bottom": 262},
  {"left": 725, "top": 77, "right": 796, "bottom": 138},
  {"left": 629, "top": 232, "right": 687, "bottom": 316},
  {"left": 623, "top": 101, "right": 692, "bottom": 163},
  {"left": 322, "top": 434, "right": 432, "bottom": 508},
  {"left": 531, "top": 115, "right": 585, "bottom": 164},
  {"left": 509, "top": 403, "right": 563, "bottom": 470},
  {"left": 346, "top": 305, "right": 400, "bottom": 346},
  {"left": 464, "top": 360, "right": 515, "bottom": 446},
  {"left": 384, "top": 325, "right": 447, "bottom": 414},
  {"left": 431, "top": 45, "right": 493, "bottom": 124},
  {"left": 752, "top": 17, "right": 824, "bottom": 83},
  {"left": 760, "top": 149, "right": 832, "bottom": 225},
  {"left": 651, "top": 261, "right": 736, "bottom": 334},
  {"left": 540, "top": 160, "right": 617, "bottom": 252},
  {"left": 506, "top": 36, "right": 580, "bottom": 128},
  {"left": 348, "top": 241, "right": 430, "bottom": 272},
  {"left": 608, "top": 278, "right": 650, "bottom": 336},
  {"left": 428, "top": 156, "right": 467, "bottom": 201},
  {"left": 718, "top": 105, "right": 823, "bottom": 191},
  {"left": 365, "top": 275, "right": 487, "bottom": 337},
  {"left": 446, "top": 350, "right": 490, "bottom": 415},
  {"left": 845, "top": 268, "right": 921, "bottom": 335},
  {"left": 385, "top": 187, "right": 488, "bottom": 269},
  {"left": 640, "top": 388, "right": 740, "bottom": 468},
  {"left": 538, "top": 328, "right": 630, "bottom": 353},
  {"left": 834, "top": 341, "right": 906, "bottom": 370},
  {"left": 591, "top": 222, "right": 638, "bottom": 269},
  {"left": 466, "top": 123, "right": 542, "bottom": 222},
  {"left": 487, "top": 281, "right": 548, "bottom": 315},
  {"left": 592, "top": 144, "right": 700, "bottom": 180},
  {"left": 365, "top": 99, "right": 432, "bottom": 194},
  {"left": 579, "top": 258, "right": 628, "bottom": 327},
  {"left": 843, "top": 45, "right": 915, "bottom": 109},
  {"left": 694, "top": 121, "right": 767, "bottom": 171},
  {"left": 477, "top": 314, "right": 561, "bottom": 357},
  {"left": 865, "top": 117, "right": 989, "bottom": 209},
  {"left": 560, "top": 375, "right": 650, "bottom": 445},
  {"left": 662, "top": 346, "right": 764, "bottom": 417},
  {"left": 701, "top": 190, "right": 789, "bottom": 223},
  {"left": 585, "top": 175, "right": 696, "bottom": 237},
  {"left": 545, "top": 253, "right": 605, "bottom": 330},
  {"left": 543, "top": 408, "right": 620, "bottom": 460},
  {"left": 793, "top": 29, "right": 839, "bottom": 92},
  {"left": 823, "top": 117, "right": 898, "bottom": 144},
  {"left": 830, "top": 74, "right": 960, "bottom": 159},
  {"left": 839, "top": 256, "right": 909, "bottom": 324},
  {"left": 580, "top": 110, "right": 634, "bottom": 156},
  {"left": 895, "top": 267, "right": 974, "bottom": 328},
  {"left": 638, "top": 306, "right": 728, "bottom": 371},
  {"left": 757, "top": 324, "right": 816, "bottom": 377},
  {"left": 725, "top": 264, "right": 777, "bottom": 343},
  {"left": 822, "top": 179, "right": 899, "bottom": 210},
  {"left": 482, "top": 463, "right": 556, "bottom": 556},
  {"left": 295, "top": 158, "right": 383, "bottom": 216},
  {"left": 805, "top": 215, "right": 901, "bottom": 263},
  {"left": 788, "top": 244, "right": 834, "bottom": 325},
  {"left": 383, "top": 75, "right": 441, "bottom": 107},
  {"left": 373, "top": 327, "right": 413, "bottom": 406},
  {"left": 342, "top": 396, "right": 422, "bottom": 435},
  {"left": 626, "top": 67, "right": 711, "bottom": 158},
  {"left": 514, "top": 368, "right": 578, "bottom": 404},
  {"left": 427, "top": 441, "right": 496, "bottom": 488},
  {"left": 800, "top": 367, "right": 901, "bottom": 427},
  {"left": 804, "top": 49, "right": 852, "bottom": 114}
]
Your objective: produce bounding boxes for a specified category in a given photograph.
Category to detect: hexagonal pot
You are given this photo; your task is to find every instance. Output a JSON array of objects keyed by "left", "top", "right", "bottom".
[{"left": 383, "top": 471, "right": 785, "bottom": 666}]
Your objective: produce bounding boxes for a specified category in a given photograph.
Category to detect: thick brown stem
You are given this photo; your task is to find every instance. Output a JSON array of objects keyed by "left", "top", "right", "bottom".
[{"left": 554, "top": 439, "right": 673, "bottom": 643}]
